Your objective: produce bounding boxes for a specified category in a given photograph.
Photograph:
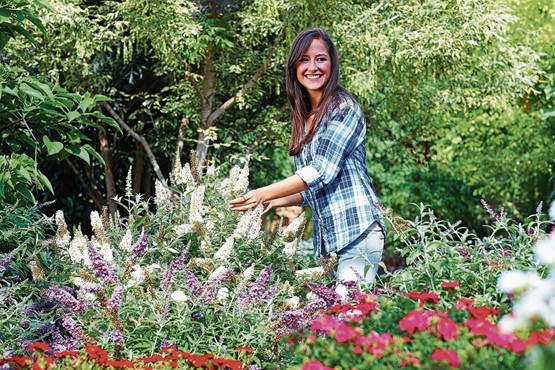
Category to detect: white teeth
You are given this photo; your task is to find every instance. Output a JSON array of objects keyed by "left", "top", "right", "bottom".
[{"left": 306, "top": 75, "right": 321, "bottom": 80}]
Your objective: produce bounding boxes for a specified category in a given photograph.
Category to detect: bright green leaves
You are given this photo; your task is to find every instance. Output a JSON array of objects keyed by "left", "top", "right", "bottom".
[{"left": 0, "top": 154, "right": 53, "bottom": 204}]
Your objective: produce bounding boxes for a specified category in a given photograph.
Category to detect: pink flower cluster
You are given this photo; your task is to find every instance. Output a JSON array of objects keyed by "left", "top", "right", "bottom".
[{"left": 295, "top": 281, "right": 555, "bottom": 369}]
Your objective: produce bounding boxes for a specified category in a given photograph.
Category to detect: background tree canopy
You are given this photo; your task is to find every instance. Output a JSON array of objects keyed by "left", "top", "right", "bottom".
[{"left": 2, "top": 0, "right": 554, "bottom": 234}]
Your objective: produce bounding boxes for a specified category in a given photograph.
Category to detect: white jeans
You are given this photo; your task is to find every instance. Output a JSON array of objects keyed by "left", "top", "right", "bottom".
[{"left": 335, "top": 222, "right": 384, "bottom": 299}]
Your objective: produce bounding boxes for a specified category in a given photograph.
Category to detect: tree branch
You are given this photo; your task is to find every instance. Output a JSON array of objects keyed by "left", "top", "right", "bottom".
[
  {"left": 206, "top": 48, "right": 278, "bottom": 126},
  {"left": 174, "top": 117, "right": 189, "bottom": 164},
  {"left": 346, "top": 0, "right": 388, "bottom": 35},
  {"left": 100, "top": 102, "right": 167, "bottom": 185},
  {"left": 64, "top": 158, "right": 104, "bottom": 210}
]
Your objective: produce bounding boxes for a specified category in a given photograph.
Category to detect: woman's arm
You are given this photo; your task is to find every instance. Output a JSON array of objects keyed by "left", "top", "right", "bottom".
[{"left": 229, "top": 174, "right": 307, "bottom": 212}]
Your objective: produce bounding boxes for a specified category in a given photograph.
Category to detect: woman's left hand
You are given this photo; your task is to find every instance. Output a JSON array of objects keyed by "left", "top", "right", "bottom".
[{"left": 229, "top": 188, "right": 267, "bottom": 212}]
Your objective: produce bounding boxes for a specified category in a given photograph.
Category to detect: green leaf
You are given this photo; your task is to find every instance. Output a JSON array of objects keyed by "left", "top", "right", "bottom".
[
  {"left": 42, "top": 135, "right": 64, "bottom": 155},
  {"left": 66, "top": 144, "right": 90, "bottom": 164},
  {"left": 83, "top": 144, "right": 105, "bottom": 166},
  {"left": 14, "top": 184, "right": 35, "bottom": 203},
  {"left": 19, "top": 83, "right": 43, "bottom": 100},
  {"left": 66, "top": 111, "right": 81, "bottom": 122},
  {"left": 79, "top": 97, "right": 95, "bottom": 112},
  {"left": 37, "top": 171, "right": 54, "bottom": 194}
]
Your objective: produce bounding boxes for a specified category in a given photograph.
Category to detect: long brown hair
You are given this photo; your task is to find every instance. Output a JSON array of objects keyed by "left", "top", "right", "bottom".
[{"left": 286, "top": 28, "right": 351, "bottom": 156}]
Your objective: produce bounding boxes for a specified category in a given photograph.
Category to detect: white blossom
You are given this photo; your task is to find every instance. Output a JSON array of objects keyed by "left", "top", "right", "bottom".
[
  {"left": 214, "top": 237, "right": 234, "bottom": 261},
  {"left": 68, "top": 228, "right": 88, "bottom": 264},
  {"left": 127, "top": 264, "right": 145, "bottom": 287},
  {"left": 155, "top": 180, "right": 171, "bottom": 207},
  {"left": 232, "top": 165, "right": 249, "bottom": 193},
  {"left": 247, "top": 206, "right": 263, "bottom": 240},
  {"left": 295, "top": 267, "right": 325, "bottom": 279},
  {"left": 90, "top": 211, "right": 106, "bottom": 241},
  {"left": 233, "top": 205, "right": 263, "bottom": 239},
  {"left": 189, "top": 185, "right": 205, "bottom": 223},
  {"left": 94, "top": 240, "right": 114, "bottom": 263},
  {"left": 208, "top": 266, "right": 228, "bottom": 281},
  {"left": 549, "top": 200, "right": 555, "bottom": 220},
  {"left": 497, "top": 270, "right": 541, "bottom": 293},
  {"left": 281, "top": 214, "right": 307, "bottom": 241},
  {"left": 200, "top": 240, "right": 212, "bottom": 252},
  {"left": 242, "top": 264, "right": 255, "bottom": 281},
  {"left": 283, "top": 240, "right": 298, "bottom": 257},
  {"left": 216, "top": 287, "right": 229, "bottom": 303},
  {"left": 173, "top": 162, "right": 196, "bottom": 188},
  {"left": 55, "top": 210, "right": 70, "bottom": 248},
  {"left": 175, "top": 224, "right": 193, "bottom": 236},
  {"left": 118, "top": 230, "right": 133, "bottom": 251},
  {"left": 147, "top": 263, "right": 161, "bottom": 273},
  {"left": 284, "top": 296, "right": 300, "bottom": 309},
  {"left": 498, "top": 314, "right": 527, "bottom": 333},
  {"left": 534, "top": 233, "right": 555, "bottom": 266},
  {"left": 171, "top": 290, "right": 189, "bottom": 303}
]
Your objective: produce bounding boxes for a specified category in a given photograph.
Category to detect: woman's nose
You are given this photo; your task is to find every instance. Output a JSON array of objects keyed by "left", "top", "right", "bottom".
[{"left": 308, "top": 59, "right": 317, "bottom": 71}]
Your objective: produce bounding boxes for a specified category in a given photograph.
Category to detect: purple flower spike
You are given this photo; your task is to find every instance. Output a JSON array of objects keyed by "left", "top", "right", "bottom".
[
  {"left": 44, "top": 285, "right": 88, "bottom": 313},
  {"left": 107, "top": 285, "right": 124, "bottom": 311},
  {"left": 183, "top": 269, "right": 203, "bottom": 296},
  {"left": 161, "top": 244, "right": 190, "bottom": 291},
  {"left": 88, "top": 241, "right": 118, "bottom": 284},
  {"left": 61, "top": 315, "right": 82, "bottom": 338},
  {"left": 249, "top": 264, "right": 273, "bottom": 301},
  {"left": 111, "top": 330, "right": 124, "bottom": 345},
  {"left": 0, "top": 252, "right": 13, "bottom": 275},
  {"left": 128, "top": 231, "right": 149, "bottom": 262},
  {"left": 306, "top": 282, "right": 341, "bottom": 306}
]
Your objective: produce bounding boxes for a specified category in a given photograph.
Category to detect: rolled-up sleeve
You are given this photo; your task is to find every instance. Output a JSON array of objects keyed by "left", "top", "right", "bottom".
[{"left": 295, "top": 103, "right": 362, "bottom": 193}]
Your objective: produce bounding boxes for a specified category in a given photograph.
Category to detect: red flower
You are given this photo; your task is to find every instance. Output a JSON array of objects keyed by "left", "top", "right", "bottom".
[
  {"left": 440, "top": 281, "right": 460, "bottom": 289},
  {"left": 403, "top": 290, "right": 440, "bottom": 306},
  {"left": 55, "top": 350, "right": 80, "bottom": 359},
  {"left": 354, "top": 301, "right": 379, "bottom": 315},
  {"left": 468, "top": 305, "right": 498, "bottom": 319},
  {"left": 3, "top": 356, "right": 32, "bottom": 367},
  {"left": 105, "top": 359, "right": 136, "bottom": 368},
  {"left": 454, "top": 297, "right": 475, "bottom": 310},
  {"left": 399, "top": 309, "right": 434, "bottom": 333},
  {"left": 352, "top": 345, "right": 363, "bottom": 355},
  {"left": 85, "top": 345, "right": 109, "bottom": 363},
  {"left": 436, "top": 316, "right": 459, "bottom": 341},
  {"left": 27, "top": 342, "right": 51, "bottom": 352},
  {"left": 310, "top": 314, "right": 340, "bottom": 333},
  {"left": 302, "top": 360, "right": 334, "bottom": 370},
  {"left": 138, "top": 355, "right": 166, "bottom": 364},
  {"left": 333, "top": 323, "right": 358, "bottom": 343},
  {"left": 430, "top": 348, "right": 461, "bottom": 368},
  {"left": 235, "top": 346, "right": 254, "bottom": 354}
]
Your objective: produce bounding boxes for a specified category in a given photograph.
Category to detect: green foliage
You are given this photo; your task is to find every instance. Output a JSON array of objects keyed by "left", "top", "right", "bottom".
[{"left": 379, "top": 203, "right": 551, "bottom": 306}]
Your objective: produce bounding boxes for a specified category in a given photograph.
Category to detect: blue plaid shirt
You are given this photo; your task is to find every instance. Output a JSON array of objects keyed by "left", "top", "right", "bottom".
[{"left": 294, "top": 96, "right": 385, "bottom": 258}]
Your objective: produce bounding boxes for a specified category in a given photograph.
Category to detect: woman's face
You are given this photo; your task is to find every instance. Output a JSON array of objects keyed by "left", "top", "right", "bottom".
[{"left": 295, "top": 38, "right": 331, "bottom": 102}]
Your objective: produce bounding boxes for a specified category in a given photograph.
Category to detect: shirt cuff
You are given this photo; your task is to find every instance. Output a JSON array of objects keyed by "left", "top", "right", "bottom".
[{"left": 295, "top": 165, "right": 322, "bottom": 192}]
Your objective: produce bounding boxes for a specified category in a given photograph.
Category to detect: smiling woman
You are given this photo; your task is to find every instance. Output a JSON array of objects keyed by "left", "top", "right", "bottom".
[{"left": 230, "top": 28, "right": 386, "bottom": 299}]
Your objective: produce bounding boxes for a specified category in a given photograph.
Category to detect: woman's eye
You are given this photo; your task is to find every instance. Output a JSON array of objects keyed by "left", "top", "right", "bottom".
[
  {"left": 299, "top": 57, "right": 309, "bottom": 63},
  {"left": 317, "top": 57, "right": 328, "bottom": 62}
]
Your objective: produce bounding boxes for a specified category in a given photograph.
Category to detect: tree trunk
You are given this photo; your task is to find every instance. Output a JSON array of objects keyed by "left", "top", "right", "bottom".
[
  {"left": 97, "top": 122, "right": 118, "bottom": 214},
  {"left": 196, "top": 50, "right": 215, "bottom": 166}
]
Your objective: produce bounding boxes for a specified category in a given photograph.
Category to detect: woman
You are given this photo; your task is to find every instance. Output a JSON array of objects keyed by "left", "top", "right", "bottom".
[{"left": 230, "top": 28, "right": 385, "bottom": 299}]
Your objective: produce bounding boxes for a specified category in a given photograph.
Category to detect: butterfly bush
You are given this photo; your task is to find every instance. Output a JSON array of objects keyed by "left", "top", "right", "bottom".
[{"left": 498, "top": 200, "right": 555, "bottom": 332}]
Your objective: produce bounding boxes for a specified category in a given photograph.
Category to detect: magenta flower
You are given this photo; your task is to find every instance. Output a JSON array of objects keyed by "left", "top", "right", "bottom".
[
  {"left": 430, "top": 348, "right": 461, "bottom": 368},
  {"left": 399, "top": 309, "right": 434, "bottom": 334}
]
